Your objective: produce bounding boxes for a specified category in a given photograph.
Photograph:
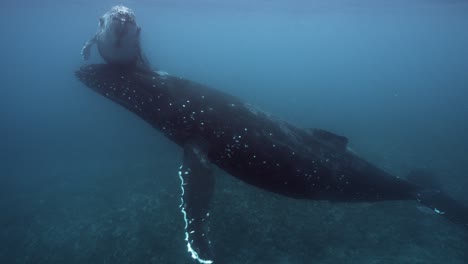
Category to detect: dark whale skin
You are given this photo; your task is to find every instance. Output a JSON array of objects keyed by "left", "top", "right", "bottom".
[{"left": 75, "top": 64, "right": 468, "bottom": 262}]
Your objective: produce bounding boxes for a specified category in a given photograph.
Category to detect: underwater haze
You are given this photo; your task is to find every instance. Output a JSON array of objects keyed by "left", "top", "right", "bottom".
[{"left": 1, "top": 0, "right": 468, "bottom": 263}]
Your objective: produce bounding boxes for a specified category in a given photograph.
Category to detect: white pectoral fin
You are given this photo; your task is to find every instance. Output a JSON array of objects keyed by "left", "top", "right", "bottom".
[{"left": 178, "top": 143, "right": 215, "bottom": 264}]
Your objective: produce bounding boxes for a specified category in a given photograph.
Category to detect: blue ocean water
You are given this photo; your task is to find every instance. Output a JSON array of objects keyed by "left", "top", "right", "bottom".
[{"left": 1, "top": 1, "right": 468, "bottom": 263}]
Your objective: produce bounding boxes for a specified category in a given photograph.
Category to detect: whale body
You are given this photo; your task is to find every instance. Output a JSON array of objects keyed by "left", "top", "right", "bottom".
[{"left": 75, "top": 64, "right": 468, "bottom": 263}]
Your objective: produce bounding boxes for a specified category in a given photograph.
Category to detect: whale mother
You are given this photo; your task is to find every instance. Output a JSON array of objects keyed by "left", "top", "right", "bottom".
[{"left": 75, "top": 64, "right": 468, "bottom": 263}]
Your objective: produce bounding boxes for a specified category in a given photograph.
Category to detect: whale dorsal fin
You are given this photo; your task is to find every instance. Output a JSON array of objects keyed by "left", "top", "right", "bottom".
[
  {"left": 311, "top": 128, "right": 348, "bottom": 152},
  {"left": 178, "top": 143, "right": 215, "bottom": 264}
]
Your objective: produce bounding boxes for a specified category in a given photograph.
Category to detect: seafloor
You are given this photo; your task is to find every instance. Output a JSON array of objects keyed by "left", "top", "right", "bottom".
[{"left": 1, "top": 141, "right": 467, "bottom": 264}]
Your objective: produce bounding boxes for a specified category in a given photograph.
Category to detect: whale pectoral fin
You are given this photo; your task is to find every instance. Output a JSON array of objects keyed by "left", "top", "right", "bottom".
[
  {"left": 81, "top": 36, "right": 96, "bottom": 61},
  {"left": 135, "top": 27, "right": 153, "bottom": 71},
  {"left": 178, "top": 143, "right": 215, "bottom": 264},
  {"left": 136, "top": 45, "right": 152, "bottom": 70}
]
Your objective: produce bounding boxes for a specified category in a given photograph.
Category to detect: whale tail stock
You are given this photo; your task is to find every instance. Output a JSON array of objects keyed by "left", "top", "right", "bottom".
[{"left": 408, "top": 169, "right": 468, "bottom": 229}]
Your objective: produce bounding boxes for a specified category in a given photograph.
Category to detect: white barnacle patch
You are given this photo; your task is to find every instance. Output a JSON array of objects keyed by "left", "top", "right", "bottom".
[
  {"left": 178, "top": 167, "right": 214, "bottom": 264},
  {"left": 434, "top": 208, "right": 445, "bottom": 215}
]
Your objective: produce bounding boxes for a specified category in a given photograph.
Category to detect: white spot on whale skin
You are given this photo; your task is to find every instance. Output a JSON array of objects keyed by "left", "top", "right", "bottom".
[{"left": 156, "top": 70, "right": 169, "bottom": 76}]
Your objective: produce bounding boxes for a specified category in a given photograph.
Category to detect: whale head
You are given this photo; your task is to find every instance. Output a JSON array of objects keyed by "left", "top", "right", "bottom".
[{"left": 97, "top": 6, "right": 141, "bottom": 65}]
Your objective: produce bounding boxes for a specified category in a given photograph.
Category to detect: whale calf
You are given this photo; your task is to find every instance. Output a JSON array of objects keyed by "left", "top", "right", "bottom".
[
  {"left": 75, "top": 64, "right": 468, "bottom": 263},
  {"left": 81, "top": 6, "right": 151, "bottom": 70}
]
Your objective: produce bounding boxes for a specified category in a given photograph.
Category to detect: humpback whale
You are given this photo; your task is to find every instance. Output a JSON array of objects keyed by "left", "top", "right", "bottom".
[
  {"left": 75, "top": 64, "right": 468, "bottom": 263},
  {"left": 81, "top": 6, "right": 151, "bottom": 70}
]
